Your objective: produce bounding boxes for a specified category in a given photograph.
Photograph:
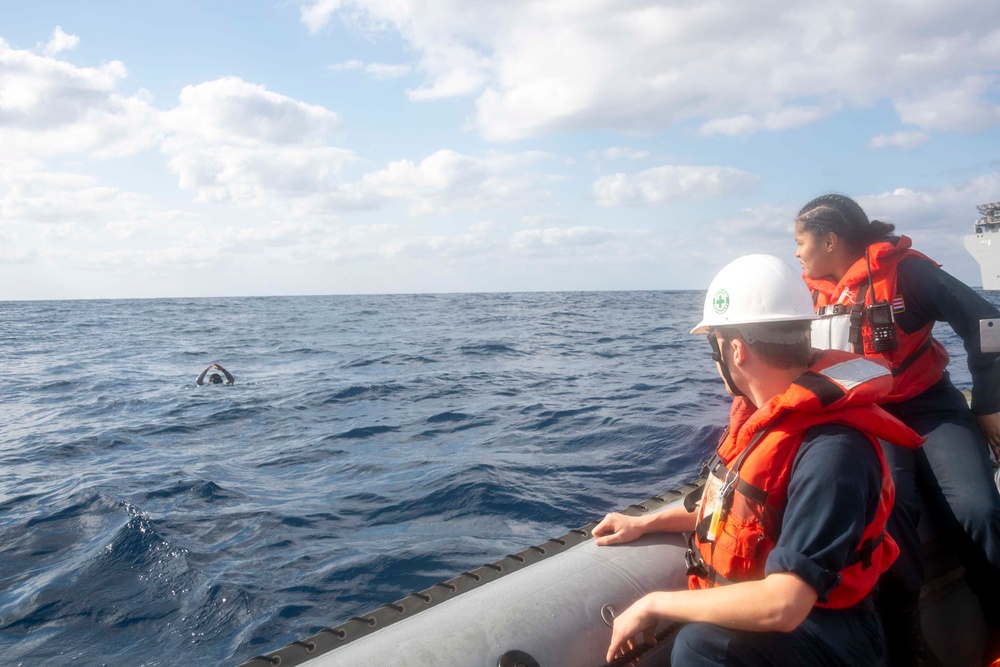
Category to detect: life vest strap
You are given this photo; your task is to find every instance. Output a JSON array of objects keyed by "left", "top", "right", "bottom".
[
  {"left": 848, "top": 283, "right": 870, "bottom": 354},
  {"left": 734, "top": 477, "right": 768, "bottom": 507},
  {"left": 685, "top": 535, "right": 734, "bottom": 586},
  {"left": 890, "top": 337, "right": 934, "bottom": 377},
  {"left": 690, "top": 532, "right": 884, "bottom": 590},
  {"left": 817, "top": 303, "right": 852, "bottom": 316},
  {"left": 705, "top": 453, "right": 770, "bottom": 513},
  {"left": 846, "top": 531, "right": 885, "bottom": 570}
]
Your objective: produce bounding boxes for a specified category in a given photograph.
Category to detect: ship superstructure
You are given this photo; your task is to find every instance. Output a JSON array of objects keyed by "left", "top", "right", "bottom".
[{"left": 964, "top": 202, "right": 1000, "bottom": 290}]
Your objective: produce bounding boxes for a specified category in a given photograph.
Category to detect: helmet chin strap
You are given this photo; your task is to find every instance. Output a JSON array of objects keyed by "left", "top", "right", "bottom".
[{"left": 707, "top": 333, "right": 749, "bottom": 400}]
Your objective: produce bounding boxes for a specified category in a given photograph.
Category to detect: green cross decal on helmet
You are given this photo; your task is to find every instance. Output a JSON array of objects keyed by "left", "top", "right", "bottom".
[{"left": 712, "top": 289, "right": 730, "bottom": 314}]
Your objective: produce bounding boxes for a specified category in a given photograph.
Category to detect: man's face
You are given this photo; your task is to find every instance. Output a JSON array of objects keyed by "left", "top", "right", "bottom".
[
  {"left": 709, "top": 332, "right": 744, "bottom": 398},
  {"left": 708, "top": 332, "right": 730, "bottom": 387}
]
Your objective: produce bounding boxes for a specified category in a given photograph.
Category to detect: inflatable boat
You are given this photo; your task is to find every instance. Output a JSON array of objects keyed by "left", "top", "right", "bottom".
[{"left": 238, "top": 473, "right": 991, "bottom": 667}]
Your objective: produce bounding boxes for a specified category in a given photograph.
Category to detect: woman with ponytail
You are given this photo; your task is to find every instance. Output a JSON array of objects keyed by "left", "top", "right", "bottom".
[{"left": 794, "top": 193, "right": 1000, "bottom": 665}]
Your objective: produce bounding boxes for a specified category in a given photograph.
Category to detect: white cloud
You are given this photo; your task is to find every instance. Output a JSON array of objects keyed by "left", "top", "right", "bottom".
[
  {"left": 0, "top": 169, "right": 167, "bottom": 227},
  {"left": 161, "top": 77, "right": 354, "bottom": 204},
  {"left": 869, "top": 130, "right": 930, "bottom": 150},
  {"left": 0, "top": 36, "right": 160, "bottom": 158},
  {"left": 329, "top": 59, "right": 364, "bottom": 72},
  {"left": 365, "top": 62, "right": 411, "bottom": 80},
  {"left": 301, "top": 0, "right": 344, "bottom": 34},
  {"left": 299, "top": 0, "right": 1000, "bottom": 140},
  {"left": 165, "top": 76, "right": 339, "bottom": 146},
  {"left": 699, "top": 105, "right": 835, "bottom": 137},
  {"left": 330, "top": 59, "right": 411, "bottom": 78},
  {"left": 509, "top": 226, "right": 614, "bottom": 252},
  {"left": 40, "top": 26, "right": 80, "bottom": 56},
  {"left": 329, "top": 59, "right": 410, "bottom": 80},
  {"left": 0, "top": 246, "right": 37, "bottom": 264},
  {"left": 593, "top": 165, "right": 759, "bottom": 206},
  {"left": 588, "top": 147, "right": 651, "bottom": 162},
  {"left": 894, "top": 76, "right": 1000, "bottom": 132},
  {"left": 329, "top": 149, "right": 550, "bottom": 214},
  {"left": 860, "top": 176, "right": 1000, "bottom": 234}
]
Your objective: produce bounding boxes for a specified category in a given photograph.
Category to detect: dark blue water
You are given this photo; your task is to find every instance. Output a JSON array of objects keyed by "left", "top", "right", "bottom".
[
  {"left": 1, "top": 290, "right": 996, "bottom": 666},
  {"left": 0, "top": 292, "right": 720, "bottom": 665}
]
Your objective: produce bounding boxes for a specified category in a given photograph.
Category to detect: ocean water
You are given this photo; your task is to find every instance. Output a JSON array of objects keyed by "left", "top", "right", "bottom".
[{"left": 1, "top": 290, "right": 996, "bottom": 666}]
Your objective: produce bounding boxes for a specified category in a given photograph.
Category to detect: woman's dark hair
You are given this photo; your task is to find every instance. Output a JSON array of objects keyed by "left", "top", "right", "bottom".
[{"left": 796, "top": 194, "right": 896, "bottom": 253}]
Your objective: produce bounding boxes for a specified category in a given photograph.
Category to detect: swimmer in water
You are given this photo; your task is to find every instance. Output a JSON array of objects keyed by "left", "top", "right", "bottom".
[{"left": 196, "top": 362, "right": 234, "bottom": 386}]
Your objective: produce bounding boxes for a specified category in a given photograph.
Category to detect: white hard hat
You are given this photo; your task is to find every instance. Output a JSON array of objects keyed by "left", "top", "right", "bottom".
[{"left": 691, "top": 254, "right": 817, "bottom": 334}]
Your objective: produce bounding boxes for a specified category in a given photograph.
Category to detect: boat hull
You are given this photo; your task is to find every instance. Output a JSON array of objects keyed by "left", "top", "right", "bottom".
[{"left": 240, "top": 481, "right": 990, "bottom": 667}]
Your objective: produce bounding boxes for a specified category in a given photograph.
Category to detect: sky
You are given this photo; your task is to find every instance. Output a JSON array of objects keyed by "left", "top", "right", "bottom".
[{"left": 1, "top": 1, "right": 998, "bottom": 300}]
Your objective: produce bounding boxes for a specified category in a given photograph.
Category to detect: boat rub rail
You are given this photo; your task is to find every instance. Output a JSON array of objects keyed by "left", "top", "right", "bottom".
[{"left": 239, "top": 481, "right": 705, "bottom": 667}]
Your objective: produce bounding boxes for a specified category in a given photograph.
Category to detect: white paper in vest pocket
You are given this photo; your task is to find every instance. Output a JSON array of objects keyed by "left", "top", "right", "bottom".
[{"left": 981, "top": 318, "right": 1000, "bottom": 353}]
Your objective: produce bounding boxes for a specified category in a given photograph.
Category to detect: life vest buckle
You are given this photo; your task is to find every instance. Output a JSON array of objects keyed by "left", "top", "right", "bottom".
[{"left": 684, "top": 532, "right": 709, "bottom": 578}]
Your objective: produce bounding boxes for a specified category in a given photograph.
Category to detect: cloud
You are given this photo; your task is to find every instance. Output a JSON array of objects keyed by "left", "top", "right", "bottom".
[
  {"left": 588, "top": 147, "right": 651, "bottom": 162},
  {"left": 40, "top": 26, "right": 80, "bottom": 56},
  {"left": 329, "top": 59, "right": 364, "bottom": 72},
  {"left": 329, "top": 59, "right": 411, "bottom": 80},
  {"left": 869, "top": 130, "right": 930, "bottom": 150},
  {"left": 329, "top": 149, "right": 551, "bottom": 214},
  {"left": 0, "top": 36, "right": 160, "bottom": 158},
  {"left": 365, "top": 62, "right": 411, "bottom": 80},
  {"left": 161, "top": 77, "right": 354, "bottom": 204},
  {"left": 0, "top": 169, "right": 169, "bottom": 228},
  {"left": 299, "top": 0, "right": 1000, "bottom": 140},
  {"left": 301, "top": 0, "right": 345, "bottom": 34},
  {"left": 893, "top": 76, "right": 1000, "bottom": 132},
  {"left": 699, "top": 105, "right": 835, "bottom": 137},
  {"left": 859, "top": 175, "right": 1000, "bottom": 233},
  {"left": 509, "top": 226, "right": 615, "bottom": 252},
  {"left": 593, "top": 165, "right": 759, "bottom": 206},
  {"left": 0, "top": 33, "right": 553, "bottom": 225}
]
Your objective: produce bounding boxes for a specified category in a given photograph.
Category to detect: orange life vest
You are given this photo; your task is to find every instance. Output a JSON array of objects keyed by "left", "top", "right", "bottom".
[
  {"left": 803, "top": 235, "right": 949, "bottom": 403},
  {"left": 687, "top": 351, "right": 923, "bottom": 608}
]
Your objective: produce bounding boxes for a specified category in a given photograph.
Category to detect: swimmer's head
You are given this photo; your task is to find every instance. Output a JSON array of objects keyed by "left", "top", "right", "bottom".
[{"left": 209, "top": 373, "right": 223, "bottom": 384}]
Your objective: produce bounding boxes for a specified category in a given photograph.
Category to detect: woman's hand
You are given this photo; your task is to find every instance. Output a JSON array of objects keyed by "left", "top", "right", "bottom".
[
  {"left": 593, "top": 512, "right": 647, "bottom": 546},
  {"left": 977, "top": 413, "right": 1000, "bottom": 461},
  {"left": 605, "top": 595, "right": 659, "bottom": 664}
]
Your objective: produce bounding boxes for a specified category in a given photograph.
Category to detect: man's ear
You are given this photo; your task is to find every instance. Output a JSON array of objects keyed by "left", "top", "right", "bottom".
[{"left": 730, "top": 337, "right": 749, "bottom": 367}]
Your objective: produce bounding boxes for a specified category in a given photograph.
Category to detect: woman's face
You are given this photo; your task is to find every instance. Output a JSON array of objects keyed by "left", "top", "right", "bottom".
[{"left": 794, "top": 220, "right": 836, "bottom": 280}]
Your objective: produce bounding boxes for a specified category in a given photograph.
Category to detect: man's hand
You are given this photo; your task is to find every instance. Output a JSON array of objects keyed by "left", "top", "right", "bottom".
[
  {"left": 593, "top": 512, "right": 647, "bottom": 546},
  {"left": 976, "top": 412, "right": 1000, "bottom": 461},
  {"left": 605, "top": 594, "right": 659, "bottom": 664}
]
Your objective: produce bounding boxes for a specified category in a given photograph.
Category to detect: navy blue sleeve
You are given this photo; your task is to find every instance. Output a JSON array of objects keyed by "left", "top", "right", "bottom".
[
  {"left": 896, "top": 257, "right": 1000, "bottom": 415},
  {"left": 764, "top": 424, "right": 882, "bottom": 602}
]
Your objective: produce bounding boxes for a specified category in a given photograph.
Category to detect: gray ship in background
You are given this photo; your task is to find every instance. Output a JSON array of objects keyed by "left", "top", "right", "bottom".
[{"left": 964, "top": 201, "right": 1000, "bottom": 290}]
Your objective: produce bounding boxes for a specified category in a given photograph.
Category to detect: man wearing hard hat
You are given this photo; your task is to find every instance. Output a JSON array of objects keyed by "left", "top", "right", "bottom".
[{"left": 594, "top": 255, "right": 922, "bottom": 666}]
